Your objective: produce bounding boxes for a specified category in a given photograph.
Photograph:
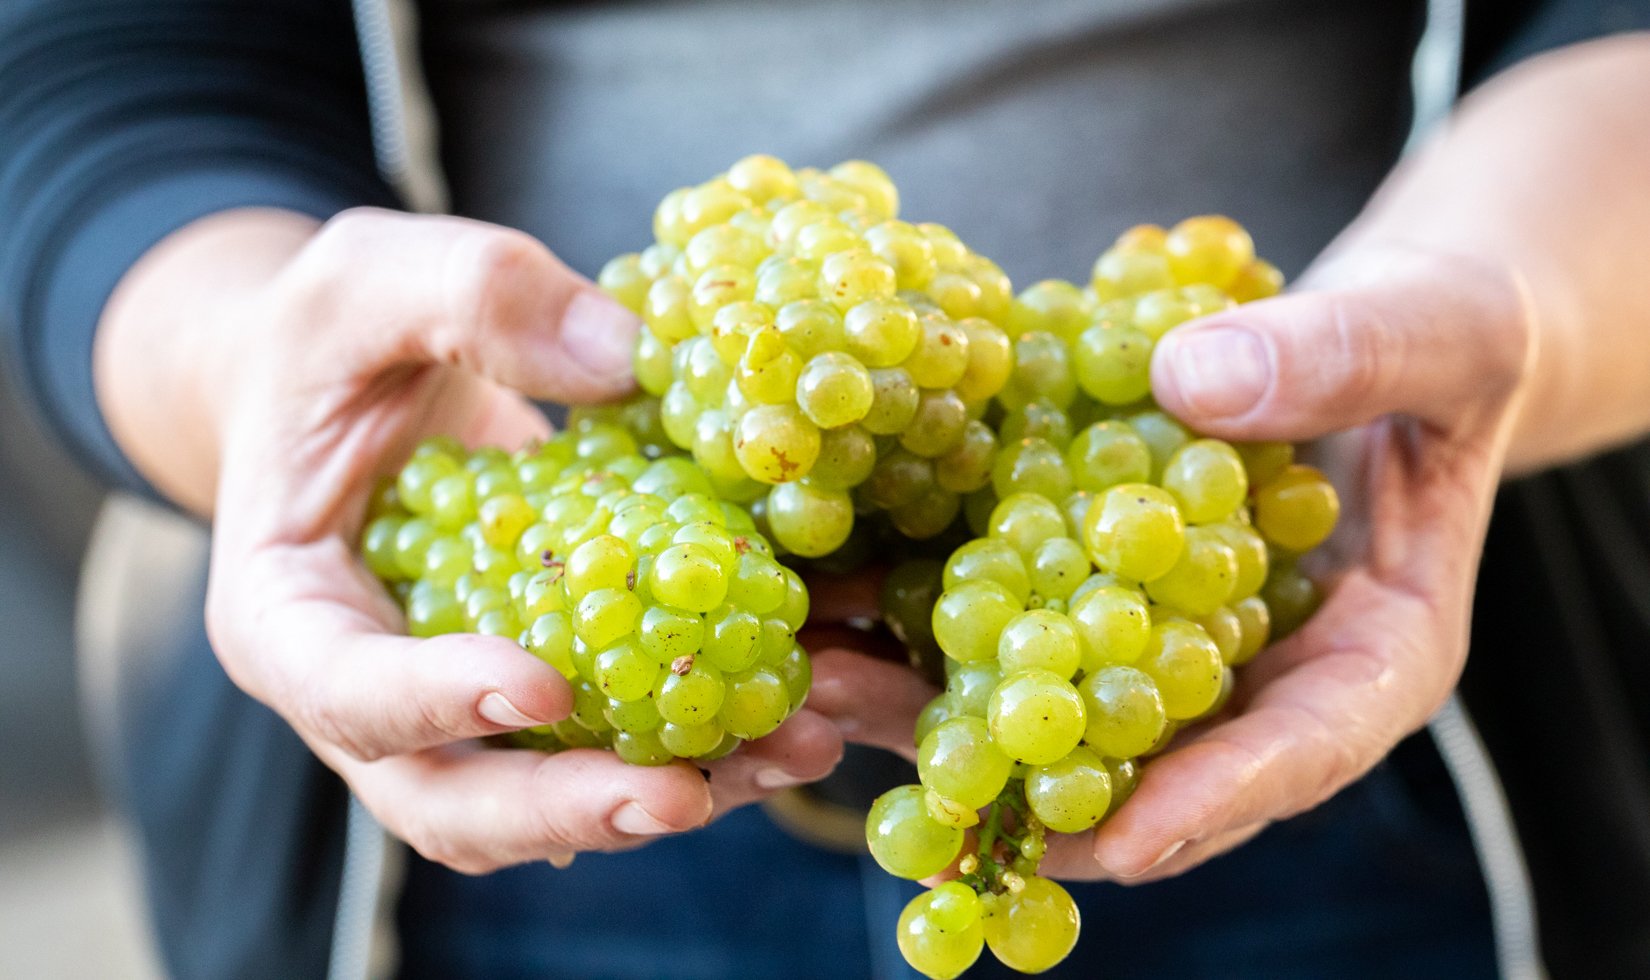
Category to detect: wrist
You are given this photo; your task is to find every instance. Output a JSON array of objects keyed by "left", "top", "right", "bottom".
[{"left": 96, "top": 208, "right": 320, "bottom": 514}]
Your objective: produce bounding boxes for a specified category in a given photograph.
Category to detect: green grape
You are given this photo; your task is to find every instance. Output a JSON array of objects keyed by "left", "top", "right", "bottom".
[
  {"left": 361, "top": 516, "right": 404, "bottom": 580},
  {"left": 1083, "top": 484, "right": 1186, "bottom": 582},
  {"left": 810, "top": 424, "right": 878, "bottom": 490},
  {"left": 962, "top": 255, "right": 1013, "bottom": 322},
  {"left": 1254, "top": 464, "right": 1341, "bottom": 552},
  {"left": 1140, "top": 620, "right": 1224, "bottom": 720},
  {"left": 900, "top": 389, "right": 969, "bottom": 458},
  {"left": 1228, "top": 257, "right": 1284, "bottom": 302},
  {"left": 774, "top": 568, "right": 809, "bottom": 631},
  {"left": 1234, "top": 440, "right": 1294, "bottom": 487},
  {"left": 565, "top": 535, "right": 636, "bottom": 600},
  {"left": 865, "top": 785, "right": 964, "bottom": 880},
  {"left": 690, "top": 264, "right": 757, "bottom": 328},
  {"left": 999, "top": 399, "right": 1072, "bottom": 450},
  {"left": 864, "top": 448, "right": 935, "bottom": 510},
  {"left": 1126, "top": 410, "right": 1190, "bottom": 482},
  {"left": 656, "top": 660, "right": 725, "bottom": 725},
  {"left": 881, "top": 559, "right": 946, "bottom": 668},
  {"left": 1162, "top": 439, "right": 1248, "bottom": 524},
  {"left": 638, "top": 605, "right": 702, "bottom": 665},
  {"left": 903, "top": 313, "right": 971, "bottom": 388},
  {"left": 718, "top": 665, "right": 790, "bottom": 738},
  {"left": 515, "top": 522, "right": 559, "bottom": 570},
  {"left": 1186, "top": 605, "right": 1243, "bottom": 665},
  {"left": 889, "top": 487, "right": 962, "bottom": 540},
  {"left": 1073, "top": 322, "right": 1155, "bottom": 405},
  {"left": 679, "top": 335, "right": 734, "bottom": 401},
  {"left": 982, "top": 877, "right": 1080, "bottom": 974},
  {"left": 844, "top": 299, "right": 920, "bottom": 367},
  {"left": 990, "top": 437, "right": 1074, "bottom": 502},
  {"left": 659, "top": 384, "right": 701, "bottom": 450},
  {"left": 665, "top": 493, "right": 726, "bottom": 527},
  {"left": 775, "top": 299, "right": 846, "bottom": 359},
  {"left": 680, "top": 182, "right": 755, "bottom": 241},
  {"left": 945, "top": 660, "right": 1003, "bottom": 717},
  {"left": 1028, "top": 537, "right": 1089, "bottom": 604},
  {"left": 684, "top": 223, "right": 765, "bottom": 274},
  {"left": 928, "top": 270, "right": 983, "bottom": 320},
  {"left": 1078, "top": 665, "right": 1167, "bottom": 758},
  {"left": 897, "top": 883, "right": 985, "bottom": 980},
  {"left": 829, "top": 160, "right": 899, "bottom": 219},
  {"left": 864, "top": 220, "right": 937, "bottom": 291},
  {"left": 1025, "top": 745, "right": 1113, "bottom": 833},
  {"left": 673, "top": 521, "right": 738, "bottom": 568},
  {"left": 427, "top": 472, "right": 476, "bottom": 531},
  {"left": 605, "top": 694, "right": 662, "bottom": 734},
  {"left": 727, "top": 551, "right": 787, "bottom": 615},
  {"left": 393, "top": 519, "right": 441, "bottom": 580},
  {"left": 918, "top": 223, "right": 967, "bottom": 266},
  {"left": 1104, "top": 756, "right": 1140, "bottom": 816},
  {"left": 1207, "top": 520, "right": 1270, "bottom": 601},
  {"left": 765, "top": 481, "right": 853, "bottom": 558},
  {"left": 734, "top": 404, "right": 820, "bottom": 483},
  {"left": 918, "top": 716, "right": 1013, "bottom": 809},
  {"left": 932, "top": 580, "right": 1022, "bottom": 662},
  {"left": 422, "top": 536, "right": 473, "bottom": 587},
  {"left": 1008, "top": 279, "right": 1088, "bottom": 342},
  {"left": 819, "top": 249, "right": 897, "bottom": 311},
  {"left": 861, "top": 366, "right": 921, "bottom": 435},
  {"left": 737, "top": 328, "right": 803, "bottom": 405},
  {"left": 396, "top": 452, "right": 459, "bottom": 515},
  {"left": 774, "top": 641, "right": 811, "bottom": 709},
  {"left": 796, "top": 352, "right": 874, "bottom": 428},
  {"left": 1131, "top": 288, "right": 1197, "bottom": 340},
  {"left": 987, "top": 670, "right": 1086, "bottom": 765},
  {"left": 999, "top": 332, "right": 1077, "bottom": 411},
  {"left": 1262, "top": 561, "right": 1321, "bottom": 640},
  {"left": 525, "top": 611, "right": 576, "bottom": 677},
  {"left": 988, "top": 493, "right": 1067, "bottom": 558},
  {"left": 727, "top": 153, "right": 799, "bottom": 203},
  {"left": 915, "top": 695, "right": 960, "bottom": 746},
  {"left": 943, "top": 537, "right": 1031, "bottom": 604},
  {"left": 649, "top": 543, "right": 729, "bottom": 613},
  {"left": 997, "top": 610, "right": 1081, "bottom": 677},
  {"left": 471, "top": 544, "right": 518, "bottom": 589},
  {"left": 478, "top": 493, "right": 536, "bottom": 550},
  {"left": 614, "top": 728, "right": 675, "bottom": 767},
  {"left": 933, "top": 421, "right": 997, "bottom": 494},
  {"left": 1143, "top": 525, "right": 1238, "bottom": 616},
  {"left": 475, "top": 607, "right": 523, "bottom": 638},
  {"left": 406, "top": 586, "right": 464, "bottom": 638},
  {"left": 595, "top": 639, "right": 658, "bottom": 702},
  {"left": 1165, "top": 214, "right": 1254, "bottom": 289},
  {"left": 1231, "top": 595, "right": 1272, "bottom": 664},
  {"left": 658, "top": 720, "right": 726, "bottom": 758},
  {"left": 753, "top": 258, "right": 816, "bottom": 308},
  {"left": 1092, "top": 243, "right": 1174, "bottom": 301},
  {"left": 644, "top": 274, "right": 697, "bottom": 342},
  {"left": 953, "top": 318, "right": 1013, "bottom": 402},
  {"left": 574, "top": 587, "right": 643, "bottom": 649},
  {"left": 769, "top": 199, "right": 832, "bottom": 248}
]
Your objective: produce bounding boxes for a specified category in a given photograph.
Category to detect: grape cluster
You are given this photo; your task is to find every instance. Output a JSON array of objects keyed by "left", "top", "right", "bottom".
[
  {"left": 360, "top": 420, "right": 811, "bottom": 764},
  {"left": 865, "top": 218, "right": 1341, "bottom": 979},
  {"left": 596, "top": 155, "right": 1016, "bottom": 558}
]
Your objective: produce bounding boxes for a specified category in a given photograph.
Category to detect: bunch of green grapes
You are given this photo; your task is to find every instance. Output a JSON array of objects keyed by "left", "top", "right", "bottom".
[
  {"left": 866, "top": 217, "right": 1342, "bottom": 979},
  {"left": 360, "top": 419, "right": 811, "bottom": 764},
  {"left": 596, "top": 155, "right": 1016, "bottom": 559}
]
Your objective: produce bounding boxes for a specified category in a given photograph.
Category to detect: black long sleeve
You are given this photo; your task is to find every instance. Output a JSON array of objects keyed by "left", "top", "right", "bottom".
[{"left": 0, "top": 0, "right": 398, "bottom": 495}]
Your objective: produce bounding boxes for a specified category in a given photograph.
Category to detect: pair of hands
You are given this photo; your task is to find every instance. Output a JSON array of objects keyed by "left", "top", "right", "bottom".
[{"left": 199, "top": 207, "right": 1532, "bottom": 879}]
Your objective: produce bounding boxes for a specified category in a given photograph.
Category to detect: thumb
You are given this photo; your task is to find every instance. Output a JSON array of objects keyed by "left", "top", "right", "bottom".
[
  {"left": 294, "top": 208, "right": 640, "bottom": 403},
  {"left": 1149, "top": 247, "right": 1531, "bottom": 441}
]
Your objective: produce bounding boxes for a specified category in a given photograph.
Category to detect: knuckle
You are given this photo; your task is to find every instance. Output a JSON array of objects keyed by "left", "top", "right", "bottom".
[{"left": 444, "top": 227, "right": 548, "bottom": 332}]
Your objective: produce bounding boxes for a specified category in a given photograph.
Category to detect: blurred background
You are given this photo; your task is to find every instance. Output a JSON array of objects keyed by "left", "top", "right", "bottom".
[{"left": 0, "top": 370, "right": 162, "bottom": 978}]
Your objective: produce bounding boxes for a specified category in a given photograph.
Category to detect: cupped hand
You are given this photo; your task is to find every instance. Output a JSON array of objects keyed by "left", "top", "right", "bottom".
[
  {"left": 1034, "top": 242, "right": 1536, "bottom": 881},
  {"left": 199, "top": 208, "right": 855, "bottom": 873}
]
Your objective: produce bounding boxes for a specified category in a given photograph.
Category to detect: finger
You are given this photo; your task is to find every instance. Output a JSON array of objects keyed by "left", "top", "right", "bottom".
[
  {"left": 1089, "top": 567, "right": 1448, "bottom": 878},
  {"left": 292, "top": 208, "right": 639, "bottom": 403},
  {"left": 340, "top": 743, "right": 714, "bottom": 874},
  {"left": 805, "top": 647, "right": 939, "bottom": 762},
  {"left": 207, "top": 540, "right": 573, "bottom": 761},
  {"left": 703, "top": 709, "right": 845, "bottom": 817},
  {"left": 1150, "top": 247, "right": 1531, "bottom": 440}
]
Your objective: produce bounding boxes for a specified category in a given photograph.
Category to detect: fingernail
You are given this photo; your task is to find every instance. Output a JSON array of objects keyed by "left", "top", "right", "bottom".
[
  {"left": 755, "top": 767, "right": 807, "bottom": 790},
  {"left": 611, "top": 801, "right": 675, "bottom": 836},
  {"left": 546, "top": 851, "right": 576, "bottom": 870},
  {"left": 1163, "top": 327, "right": 1269, "bottom": 418},
  {"left": 478, "top": 692, "right": 548, "bottom": 729},
  {"left": 1119, "top": 839, "right": 1187, "bottom": 878},
  {"left": 563, "top": 291, "right": 640, "bottom": 377}
]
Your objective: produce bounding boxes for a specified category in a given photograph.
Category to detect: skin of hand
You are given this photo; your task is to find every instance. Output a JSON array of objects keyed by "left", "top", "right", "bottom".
[{"left": 96, "top": 206, "right": 889, "bottom": 873}]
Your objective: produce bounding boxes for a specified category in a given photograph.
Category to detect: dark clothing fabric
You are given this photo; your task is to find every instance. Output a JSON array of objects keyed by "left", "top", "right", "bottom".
[{"left": 1, "top": 0, "right": 1649, "bottom": 978}]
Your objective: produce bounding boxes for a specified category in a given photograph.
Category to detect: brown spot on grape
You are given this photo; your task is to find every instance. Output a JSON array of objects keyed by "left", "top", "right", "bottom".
[
  {"left": 541, "top": 550, "right": 556, "bottom": 566},
  {"left": 626, "top": 570, "right": 637, "bottom": 590},
  {"left": 733, "top": 536, "right": 751, "bottom": 555},
  {"left": 671, "top": 655, "right": 695, "bottom": 675}
]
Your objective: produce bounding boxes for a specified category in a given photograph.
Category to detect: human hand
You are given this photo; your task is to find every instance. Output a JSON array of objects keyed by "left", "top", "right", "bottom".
[
  {"left": 128, "top": 208, "right": 859, "bottom": 872},
  {"left": 1028, "top": 242, "right": 1535, "bottom": 881}
]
